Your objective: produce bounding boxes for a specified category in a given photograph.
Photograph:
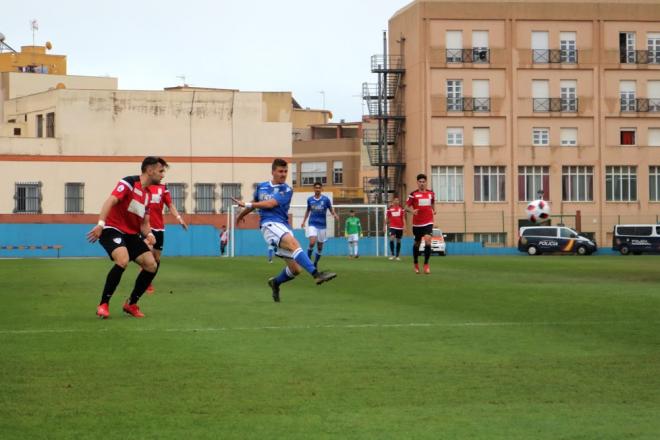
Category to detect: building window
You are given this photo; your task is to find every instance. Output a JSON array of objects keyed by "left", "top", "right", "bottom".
[
  {"left": 473, "top": 232, "right": 506, "bottom": 246},
  {"left": 333, "top": 161, "right": 343, "bottom": 185},
  {"left": 606, "top": 166, "right": 637, "bottom": 202},
  {"left": 447, "top": 80, "right": 463, "bottom": 111},
  {"left": 36, "top": 114, "right": 43, "bottom": 138},
  {"left": 64, "top": 183, "right": 84, "bottom": 213},
  {"left": 301, "top": 162, "right": 327, "bottom": 185},
  {"left": 474, "top": 166, "right": 505, "bottom": 202},
  {"left": 291, "top": 163, "right": 297, "bottom": 186},
  {"left": 560, "top": 32, "right": 577, "bottom": 63},
  {"left": 447, "top": 127, "right": 463, "bottom": 146},
  {"left": 194, "top": 183, "right": 215, "bottom": 213},
  {"left": 167, "top": 183, "right": 186, "bottom": 213},
  {"left": 532, "top": 80, "right": 550, "bottom": 111},
  {"left": 532, "top": 31, "right": 549, "bottom": 63},
  {"left": 620, "top": 32, "right": 636, "bottom": 63},
  {"left": 560, "top": 80, "right": 577, "bottom": 112},
  {"left": 220, "top": 183, "right": 241, "bottom": 213},
  {"left": 13, "top": 128, "right": 21, "bottom": 136},
  {"left": 533, "top": 128, "right": 550, "bottom": 146},
  {"left": 562, "top": 166, "right": 594, "bottom": 202},
  {"left": 432, "top": 166, "right": 464, "bottom": 202},
  {"left": 446, "top": 30, "right": 463, "bottom": 62},
  {"left": 649, "top": 33, "right": 660, "bottom": 64},
  {"left": 473, "top": 127, "right": 490, "bottom": 147},
  {"left": 518, "top": 166, "right": 549, "bottom": 201},
  {"left": 620, "top": 81, "right": 636, "bottom": 111},
  {"left": 560, "top": 128, "right": 578, "bottom": 146},
  {"left": 620, "top": 128, "right": 636, "bottom": 146},
  {"left": 472, "top": 30, "right": 489, "bottom": 63},
  {"left": 650, "top": 166, "right": 660, "bottom": 201},
  {"left": 46, "top": 112, "right": 55, "bottom": 138},
  {"left": 649, "top": 128, "right": 660, "bottom": 147},
  {"left": 14, "top": 182, "right": 42, "bottom": 213}
]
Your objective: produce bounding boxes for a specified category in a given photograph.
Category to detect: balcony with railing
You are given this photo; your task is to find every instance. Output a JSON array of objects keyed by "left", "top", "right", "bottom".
[
  {"left": 532, "top": 98, "right": 578, "bottom": 112},
  {"left": 370, "top": 54, "right": 405, "bottom": 72},
  {"left": 445, "top": 48, "right": 490, "bottom": 64},
  {"left": 532, "top": 49, "right": 578, "bottom": 64},
  {"left": 619, "top": 50, "right": 660, "bottom": 65},
  {"left": 447, "top": 97, "right": 491, "bottom": 112},
  {"left": 620, "top": 98, "right": 660, "bottom": 113}
]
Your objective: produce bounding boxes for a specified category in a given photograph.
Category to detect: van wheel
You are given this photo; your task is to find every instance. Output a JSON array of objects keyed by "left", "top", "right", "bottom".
[
  {"left": 619, "top": 245, "right": 630, "bottom": 256},
  {"left": 576, "top": 245, "right": 588, "bottom": 256},
  {"left": 440, "top": 252, "right": 446, "bottom": 257},
  {"left": 527, "top": 245, "right": 539, "bottom": 256}
]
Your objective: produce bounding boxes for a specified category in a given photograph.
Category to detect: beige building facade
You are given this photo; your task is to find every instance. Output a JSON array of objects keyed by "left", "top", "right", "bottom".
[
  {"left": 0, "top": 43, "right": 293, "bottom": 227},
  {"left": 388, "top": 0, "right": 660, "bottom": 245}
]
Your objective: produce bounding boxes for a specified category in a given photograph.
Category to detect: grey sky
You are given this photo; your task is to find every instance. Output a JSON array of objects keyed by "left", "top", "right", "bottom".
[{"left": 3, "top": 0, "right": 411, "bottom": 122}]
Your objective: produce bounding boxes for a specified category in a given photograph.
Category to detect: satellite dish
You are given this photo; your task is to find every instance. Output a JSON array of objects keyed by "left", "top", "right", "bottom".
[
  {"left": 45, "top": 41, "right": 52, "bottom": 50},
  {"left": 0, "top": 33, "right": 5, "bottom": 42}
]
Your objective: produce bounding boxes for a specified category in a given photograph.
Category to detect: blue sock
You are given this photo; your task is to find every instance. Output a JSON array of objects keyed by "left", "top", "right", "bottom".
[
  {"left": 274, "top": 267, "right": 296, "bottom": 285},
  {"left": 268, "top": 249, "right": 273, "bottom": 261},
  {"left": 307, "top": 248, "right": 313, "bottom": 258},
  {"left": 293, "top": 248, "right": 317, "bottom": 275},
  {"left": 314, "top": 252, "right": 322, "bottom": 265}
]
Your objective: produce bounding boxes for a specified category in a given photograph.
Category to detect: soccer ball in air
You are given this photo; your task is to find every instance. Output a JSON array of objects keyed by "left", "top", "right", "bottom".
[{"left": 526, "top": 199, "right": 550, "bottom": 224}]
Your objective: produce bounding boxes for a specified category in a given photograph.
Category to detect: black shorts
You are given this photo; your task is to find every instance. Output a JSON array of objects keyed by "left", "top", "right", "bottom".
[
  {"left": 412, "top": 225, "right": 433, "bottom": 240},
  {"left": 388, "top": 228, "right": 403, "bottom": 239},
  {"left": 99, "top": 228, "right": 151, "bottom": 262},
  {"left": 152, "top": 230, "right": 164, "bottom": 251}
]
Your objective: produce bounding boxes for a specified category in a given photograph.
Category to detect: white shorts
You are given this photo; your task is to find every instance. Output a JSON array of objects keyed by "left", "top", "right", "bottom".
[
  {"left": 306, "top": 226, "right": 327, "bottom": 243},
  {"left": 347, "top": 233, "right": 359, "bottom": 243},
  {"left": 261, "top": 222, "right": 295, "bottom": 259}
]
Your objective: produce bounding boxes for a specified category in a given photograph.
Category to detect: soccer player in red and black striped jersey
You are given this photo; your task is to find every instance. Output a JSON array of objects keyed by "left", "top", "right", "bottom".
[
  {"left": 86, "top": 156, "right": 168, "bottom": 318},
  {"left": 144, "top": 183, "right": 188, "bottom": 293},
  {"left": 384, "top": 195, "right": 405, "bottom": 260},
  {"left": 405, "top": 173, "right": 436, "bottom": 274}
]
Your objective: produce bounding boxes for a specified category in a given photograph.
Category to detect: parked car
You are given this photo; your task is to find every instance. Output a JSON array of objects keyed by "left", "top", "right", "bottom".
[
  {"left": 419, "top": 228, "right": 447, "bottom": 256},
  {"left": 612, "top": 224, "right": 660, "bottom": 255},
  {"left": 518, "top": 226, "right": 597, "bottom": 256}
]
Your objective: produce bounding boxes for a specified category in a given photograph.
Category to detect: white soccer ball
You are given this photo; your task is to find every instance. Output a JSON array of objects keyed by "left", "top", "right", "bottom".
[{"left": 526, "top": 199, "right": 550, "bottom": 224}]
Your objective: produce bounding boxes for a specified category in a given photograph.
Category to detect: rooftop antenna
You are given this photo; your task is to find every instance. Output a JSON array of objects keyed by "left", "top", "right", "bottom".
[
  {"left": 177, "top": 75, "right": 187, "bottom": 87},
  {"left": 318, "top": 90, "right": 326, "bottom": 109},
  {"left": 30, "top": 19, "right": 38, "bottom": 47}
]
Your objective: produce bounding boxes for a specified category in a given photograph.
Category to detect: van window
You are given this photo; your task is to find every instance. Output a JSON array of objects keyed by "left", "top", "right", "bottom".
[
  {"left": 560, "top": 228, "right": 575, "bottom": 238},
  {"left": 657, "top": 226, "right": 660, "bottom": 235},
  {"left": 617, "top": 226, "right": 653, "bottom": 236},
  {"left": 523, "top": 228, "right": 556, "bottom": 237}
]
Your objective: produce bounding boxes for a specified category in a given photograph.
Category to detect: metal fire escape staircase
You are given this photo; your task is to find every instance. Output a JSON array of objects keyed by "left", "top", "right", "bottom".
[{"left": 362, "top": 54, "right": 405, "bottom": 204}]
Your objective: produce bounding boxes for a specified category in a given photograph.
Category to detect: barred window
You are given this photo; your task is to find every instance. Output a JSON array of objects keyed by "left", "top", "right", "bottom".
[
  {"left": 220, "top": 183, "right": 242, "bottom": 213},
  {"left": 562, "top": 166, "right": 594, "bottom": 202},
  {"left": 65, "top": 182, "right": 84, "bottom": 213},
  {"left": 291, "top": 163, "right": 297, "bottom": 186},
  {"left": 474, "top": 166, "right": 505, "bottom": 202},
  {"left": 432, "top": 166, "right": 464, "bottom": 202},
  {"left": 194, "top": 183, "right": 216, "bottom": 213},
  {"left": 46, "top": 112, "right": 55, "bottom": 138},
  {"left": 606, "top": 166, "right": 637, "bottom": 201},
  {"left": 473, "top": 232, "right": 506, "bottom": 245},
  {"left": 518, "top": 166, "right": 549, "bottom": 201},
  {"left": 650, "top": 166, "right": 660, "bottom": 201},
  {"left": 14, "top": 182, "right": 42, "bottom": 213},
  {"left": 166, "top": 183, "right": 186, "bottom": 213}
]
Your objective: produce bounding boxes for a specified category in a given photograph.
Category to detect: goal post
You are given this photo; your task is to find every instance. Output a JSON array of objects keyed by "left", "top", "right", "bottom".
[{"left": 229, "top": 204, "right": 388, "bottom": 257}]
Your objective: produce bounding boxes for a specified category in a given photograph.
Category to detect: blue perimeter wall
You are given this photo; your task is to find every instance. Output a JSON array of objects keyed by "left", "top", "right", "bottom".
[{"left": 0, "top": 224, "right": 617, "bottom": 258}]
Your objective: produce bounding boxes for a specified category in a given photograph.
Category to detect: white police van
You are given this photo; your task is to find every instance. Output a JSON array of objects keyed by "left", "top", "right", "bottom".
[
  {"left": 612, "top": 224, "right": 660, "bottom": 255},
  {"left": 518, "top": 226, "right": 597, "bottom": 256}
]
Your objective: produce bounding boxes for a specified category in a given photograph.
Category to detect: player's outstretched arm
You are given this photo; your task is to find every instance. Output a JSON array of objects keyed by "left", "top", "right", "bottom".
[
  {"left": 86, "top": 195, "right": 119, "bottom": 243},
  {"left": 166, "top": 202, "right": 188, "bottom": 230},
  {"left": 301, "top": 207, "right": 311, "bottom": 228}
]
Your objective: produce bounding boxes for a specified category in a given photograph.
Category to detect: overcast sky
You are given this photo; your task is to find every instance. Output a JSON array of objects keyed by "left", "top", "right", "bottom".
[{"left": 3, "top": 0, "right": 412, "bottom": 122}]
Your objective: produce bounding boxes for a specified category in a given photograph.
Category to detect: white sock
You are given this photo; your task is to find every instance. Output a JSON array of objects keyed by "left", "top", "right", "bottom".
[{"left": 354, "top": 243, "right": 359, "bottom": 256}]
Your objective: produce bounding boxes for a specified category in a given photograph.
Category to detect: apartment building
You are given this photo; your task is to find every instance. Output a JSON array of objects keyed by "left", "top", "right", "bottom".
[{"left": 384, "top": 0, "right": 660, "bottom": 245}]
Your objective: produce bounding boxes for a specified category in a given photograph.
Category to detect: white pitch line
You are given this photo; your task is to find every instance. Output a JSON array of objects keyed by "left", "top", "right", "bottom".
[{"left": 0, "top": 320, "right": 655, "bottom": 335}]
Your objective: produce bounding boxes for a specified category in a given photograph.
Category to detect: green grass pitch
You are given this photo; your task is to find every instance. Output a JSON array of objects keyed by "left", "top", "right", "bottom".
[{"left": 1, "top": 256, "right": 659, "bottom": 439}]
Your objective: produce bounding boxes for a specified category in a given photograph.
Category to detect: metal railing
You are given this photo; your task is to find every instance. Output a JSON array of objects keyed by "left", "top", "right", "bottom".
[
  {"left": 621, "top": 98, "right": 660, "bottom": 112},
  {"left": 371, "top": 55, "right": 404, "bottom": 72},
  {"left": 447, "top": 97, "right": 491, "bottom": 112},
  {"left": 532, "top": 98, "right": 579, "bottom": 112},
  {"left": 446, "top": 48, "right": 490, "bottom": 63},
  {"left": 532, "top": 49, "right": 578, "bottom": 64},
  {"left": 620, "top": 50, "right": 660, "bottom": 64}
]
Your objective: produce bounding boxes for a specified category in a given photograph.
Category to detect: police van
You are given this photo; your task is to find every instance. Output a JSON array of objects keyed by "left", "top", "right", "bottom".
[
  {"left": 612, "top": 224, "right": 660, "bottom": 255},
  {"left": 518, "top": 226, "right": 597, "bottom": 256}
]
